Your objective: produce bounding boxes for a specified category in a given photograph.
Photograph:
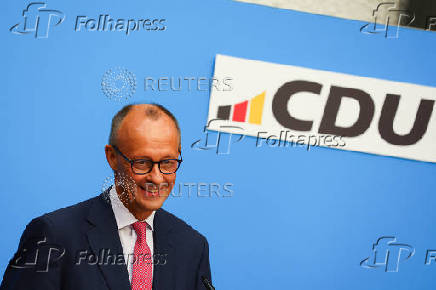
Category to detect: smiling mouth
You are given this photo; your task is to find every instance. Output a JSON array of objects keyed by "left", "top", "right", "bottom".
[{"left": 139, "top": 184, "right": 160, "bottom": 197}]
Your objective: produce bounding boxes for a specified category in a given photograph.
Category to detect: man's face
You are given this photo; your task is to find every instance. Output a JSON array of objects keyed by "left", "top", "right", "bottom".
[{"left": 105, "top": 107, "right": 180, "bottom": 219}]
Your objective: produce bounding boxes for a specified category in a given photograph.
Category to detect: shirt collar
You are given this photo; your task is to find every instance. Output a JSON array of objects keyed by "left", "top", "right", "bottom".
[{"left": 109, "top": 186, "right": 155, "bottom": 231}]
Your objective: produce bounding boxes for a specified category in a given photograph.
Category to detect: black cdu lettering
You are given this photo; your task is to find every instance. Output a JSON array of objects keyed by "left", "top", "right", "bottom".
[
  {"left": 318, "top": 86, "right": 375, "bottom": 137},
  {"left": 378, "top": 94, "right": 434, "bottom": 145},
  {"left": 272, "top": 80, "right": 322, "bottom": 131}
]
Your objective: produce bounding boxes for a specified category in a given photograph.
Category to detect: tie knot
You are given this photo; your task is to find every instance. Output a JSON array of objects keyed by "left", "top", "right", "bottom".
[{"left": 132, "top": 221, "right": 147, "bottom": 240}]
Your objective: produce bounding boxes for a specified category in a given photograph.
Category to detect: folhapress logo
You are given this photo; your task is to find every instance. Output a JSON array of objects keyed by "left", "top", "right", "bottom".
[
  {"left": 74, "top": 15, "right": 166, "bottom": 35},
  {"left": 11, "top": 236, "right": 65, "bottom": 272},
  {"left": 10, "top": 2, "right": 65, "bottom": 38},
  {"left": 10, "top": 3, "right": 167, "bottom": 39},
  {"left": 216, "top": 91, "right": 266, "bottom": 125},
  {"left": 360, "top": 2, "right": 415, "bottom": 39},
  {"left": 360, "top": 236, "right": 415, "bottom": 272}
]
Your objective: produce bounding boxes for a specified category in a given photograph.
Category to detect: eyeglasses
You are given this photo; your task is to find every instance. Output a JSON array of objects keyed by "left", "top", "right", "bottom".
[{"left": 112, "top": 145, "right": 183, "bottom": 175}]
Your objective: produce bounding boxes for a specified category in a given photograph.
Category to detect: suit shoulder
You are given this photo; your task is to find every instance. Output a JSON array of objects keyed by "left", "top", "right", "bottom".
[
  {"left": 13, "top": 195, "right": 102, "bottom": 253},
  {"left": 157, "top": 208, "right": 207, "bottom": 242},
  {"left": 38, "top": 195, "right": 101, "bottom": 226}
]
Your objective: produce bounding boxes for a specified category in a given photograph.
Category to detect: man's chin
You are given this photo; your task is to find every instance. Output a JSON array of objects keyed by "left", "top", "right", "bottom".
[
  {"left": 134, "top": 192, "right": 167, "bottom": 212},
  {"left": 136, "top": 199, "right": 164, "bottom": 213}
]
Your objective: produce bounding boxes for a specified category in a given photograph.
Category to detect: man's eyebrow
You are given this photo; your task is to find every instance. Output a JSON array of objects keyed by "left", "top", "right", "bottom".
[
  {"left": 162, "top": 155, "right": 178, "bottom": 159},
  {"left": 133, "top": 155, "right": 177, "bottom": 160},
  {"left": 133, "top": 155, "right": 151, "bottom": 160}
]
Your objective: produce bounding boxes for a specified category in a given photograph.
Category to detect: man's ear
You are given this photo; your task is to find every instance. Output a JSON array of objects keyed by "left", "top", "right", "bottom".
[{"left": 105, "top": 145, "right": 117, "bottom": 171}]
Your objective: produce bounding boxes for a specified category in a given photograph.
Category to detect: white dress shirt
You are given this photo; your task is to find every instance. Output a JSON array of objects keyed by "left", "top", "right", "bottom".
[{"left": 109, "top": 186, "right": 155, "bottom": 282}]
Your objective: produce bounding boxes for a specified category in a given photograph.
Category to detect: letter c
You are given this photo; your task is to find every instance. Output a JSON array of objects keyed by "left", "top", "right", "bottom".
[{"left": 272, "top": 80, "right": 322, "bottom": 131}]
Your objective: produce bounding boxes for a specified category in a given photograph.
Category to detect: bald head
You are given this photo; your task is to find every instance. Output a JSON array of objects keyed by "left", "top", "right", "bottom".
[
  {"left": 109, "top": 103, "right": 181, "bottom": 150},
  {"left": 105, "top": 103, "right": 181, "bottom": 219}
]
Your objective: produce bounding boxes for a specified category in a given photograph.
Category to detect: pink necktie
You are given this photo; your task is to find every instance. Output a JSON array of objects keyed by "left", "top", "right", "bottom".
[{"left": 131, "top": 221, "right": 153, "bottom": 290}]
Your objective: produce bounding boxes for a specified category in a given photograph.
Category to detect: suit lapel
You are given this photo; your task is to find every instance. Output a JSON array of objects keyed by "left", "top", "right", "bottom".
[
  {"left": 86, "top": 190, "right": 131, "bottom": 290},
  {"left": 152, "top": 208, "right": 175, "bottom": 290}
]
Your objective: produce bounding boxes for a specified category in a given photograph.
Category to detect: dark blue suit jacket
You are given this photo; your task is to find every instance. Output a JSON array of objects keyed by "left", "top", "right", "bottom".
[{"left": 1, "top": 190, "right": 212, "bottom": 290}]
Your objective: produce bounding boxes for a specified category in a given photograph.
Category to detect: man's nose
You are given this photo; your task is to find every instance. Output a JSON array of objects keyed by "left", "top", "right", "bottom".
[{"left": 145, "top": 163, "right": 165, "bottom": 183}]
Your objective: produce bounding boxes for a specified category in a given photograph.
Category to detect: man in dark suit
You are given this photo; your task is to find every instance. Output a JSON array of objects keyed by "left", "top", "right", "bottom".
[{"left": 1, "top": 103, "right": 212, "bottom": 290}]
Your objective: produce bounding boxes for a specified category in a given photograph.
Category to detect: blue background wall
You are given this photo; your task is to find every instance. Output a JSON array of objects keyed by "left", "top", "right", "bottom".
[{"left": 2, "top": 0, "right": 436, "bottom": 289}]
